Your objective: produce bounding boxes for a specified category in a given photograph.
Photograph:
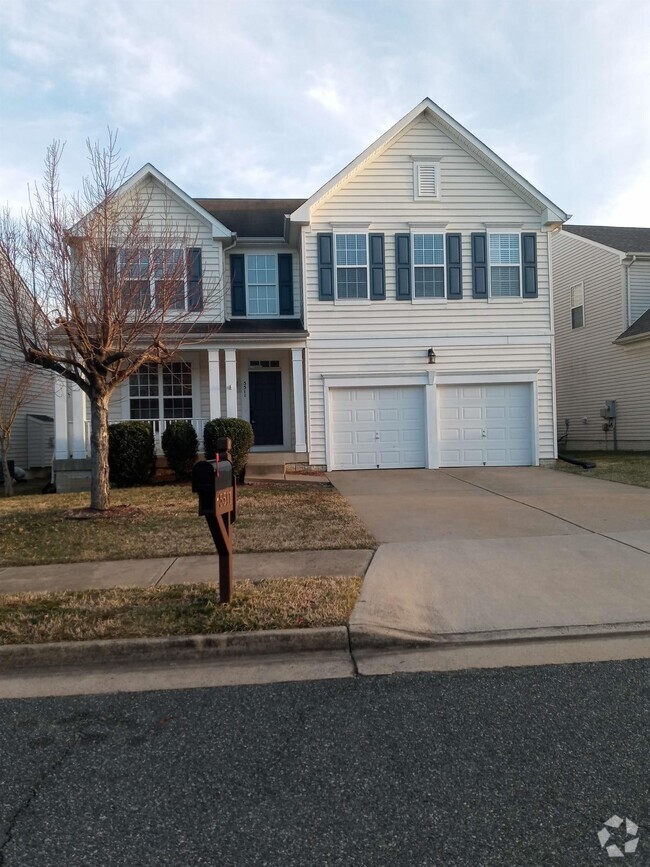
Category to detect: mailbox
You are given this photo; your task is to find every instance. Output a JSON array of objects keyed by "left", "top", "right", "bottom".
[
  {"left": 191, "top": 437, "right": 237, "bottom": 604},
  {"left": 191, "top": 458, "right": 235, "bottom": 518}
]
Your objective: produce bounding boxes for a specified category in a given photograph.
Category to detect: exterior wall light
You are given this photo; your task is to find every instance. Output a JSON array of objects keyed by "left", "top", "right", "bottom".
[{"left": 428, "top": 348, "right": 436, "bottom": 364}]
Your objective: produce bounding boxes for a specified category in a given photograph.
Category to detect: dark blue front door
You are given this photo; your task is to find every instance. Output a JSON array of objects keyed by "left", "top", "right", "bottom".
[{"left": 249, "top": 371, "right": 283, "bottom": 446}]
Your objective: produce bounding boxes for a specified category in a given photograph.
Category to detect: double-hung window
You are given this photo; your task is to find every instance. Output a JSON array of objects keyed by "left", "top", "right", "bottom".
[
  {"left": 335, "top": 234, "right": 368, "bottom": 299},
  {"left": 489, "top": 234, "right": 521, "bottom": 297},
  {"left": 121, "top": 247, "right": 188, "bottom": 310},
  {"left": 246, "top": 255, "right": 279, "bottom": 316},
  {"left": 154, "top": 249, "right": 185, "bottom": 310},
  {"left": 413, "top": 233, "right": 445, "bottom": 298},
  {"left": 121, "top": 248, "right": 151, "bottom": 308},
  {"left": 129, "top": 362, "right": 193, "bottom": 420},
  {"left": 570, "top": 282, "right": 585, "bottom": 329}
]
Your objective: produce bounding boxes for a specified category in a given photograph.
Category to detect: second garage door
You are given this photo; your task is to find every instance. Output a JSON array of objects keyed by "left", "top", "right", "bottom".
[
  {"left": 330, "top": 386, "right": 426, "bottom": 470},
  {"left": 438, "top": 383, "right": 533, "bottom": 467}
]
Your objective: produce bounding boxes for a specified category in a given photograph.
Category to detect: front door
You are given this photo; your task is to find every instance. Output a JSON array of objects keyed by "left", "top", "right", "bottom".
[{"left": 249, "top": 370, "right": 283, "bottom": 446}]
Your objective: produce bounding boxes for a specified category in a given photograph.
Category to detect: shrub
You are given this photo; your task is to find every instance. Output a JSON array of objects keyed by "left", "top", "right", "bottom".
[
  {"left": 161, "top": 421, "right": 198, "bottom": 480},
  {"left": 203, "top": 417, "right": 254, "bottom": 481},
  {"left": 108, "top": 421, "right": 155, "bottom": 487}
]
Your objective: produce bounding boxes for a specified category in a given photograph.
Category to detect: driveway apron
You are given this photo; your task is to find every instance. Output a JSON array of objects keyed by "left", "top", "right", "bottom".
[{"left": 330, "top": 468, "right": 650, "bottom": 646}]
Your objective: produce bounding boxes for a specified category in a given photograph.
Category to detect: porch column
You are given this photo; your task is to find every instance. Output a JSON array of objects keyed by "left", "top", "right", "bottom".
[
  {"left": 70, "top": 382, "right": 87, "bottom": 459},
  {"left": 207, "top": 350, "right": 221, "bottom": 419},
  {"left": 53, "top": 376, "right": 69, "bottom": 460},
  {"left": 291, "top": 348, "right": 307, "bottom": 453},
  {"left": 224, "top": 349, "right": 237, "bottom": 417}
]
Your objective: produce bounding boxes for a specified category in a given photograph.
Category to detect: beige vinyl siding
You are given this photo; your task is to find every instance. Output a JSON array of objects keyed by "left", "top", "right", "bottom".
[
  {"left": 307, "top": 343, "right": 554, "bottom": 466},
  {"left": 139, "top": 179, "right": 224, "bottom": 321},
  {"left": 303, "top": 113, "right": 554, "bottom": 464},
  {"left": 0, "top": 293, "right": 54, "bottom": 470},
  {"left": 552, "top": 230, "right": 650, "bottom": 449},
  {"left": 224, "top": 246, "right": 301, "bottom": 320},
  {"left": 628, "top": 259, "right": 650, "bottom": 324}
]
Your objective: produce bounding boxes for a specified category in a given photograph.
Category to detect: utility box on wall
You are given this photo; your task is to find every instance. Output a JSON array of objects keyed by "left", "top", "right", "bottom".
[{"left": 600, "top": 400, "right": 617, "bottom": 420}]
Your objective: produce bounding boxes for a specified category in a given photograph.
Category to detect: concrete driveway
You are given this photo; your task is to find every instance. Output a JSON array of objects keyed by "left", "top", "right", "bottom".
[{"left": 330, "top": 468, "right": 650, "bottom": 646}]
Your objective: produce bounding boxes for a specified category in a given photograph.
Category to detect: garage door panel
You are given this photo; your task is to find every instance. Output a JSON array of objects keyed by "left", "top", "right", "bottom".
[
  {"left": 330, "top": 385, "right": 426, "bottom": 470},
  {"left": 438, "top": 383, "right": 533, "bottom": 467}
]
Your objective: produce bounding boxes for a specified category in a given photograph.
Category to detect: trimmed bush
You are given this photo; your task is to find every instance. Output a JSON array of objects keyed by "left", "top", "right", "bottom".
[
  {"left": 204, "top": 417, "right": 254, "bottom": 481},
  {"left": 108, "top": 421, "right": 155, "bottom": 488},
  {"left": 161, "top": 420, "right": 198, "bottom": 480}
]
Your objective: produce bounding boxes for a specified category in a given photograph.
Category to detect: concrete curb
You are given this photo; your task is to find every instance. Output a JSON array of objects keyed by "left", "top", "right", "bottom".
[
  {"left": 0, "top": 626, "right": 350, "bottom": 672},
  {"left": 348, "top": 621, "right": 650, "bottom": 651}
]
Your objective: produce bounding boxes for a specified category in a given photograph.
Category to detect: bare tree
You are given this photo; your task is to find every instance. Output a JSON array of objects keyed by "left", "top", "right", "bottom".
[
  {"left": 0, "top": 359, "right": 45, "bottom": 496},
  {"left": 0, "top": 134, "right": 222, "bottom": 510}
]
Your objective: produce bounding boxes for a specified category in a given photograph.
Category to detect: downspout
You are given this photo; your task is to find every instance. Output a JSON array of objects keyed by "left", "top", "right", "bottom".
[{"left": 623, "top": 255, "right": 636, "bottom": 328}]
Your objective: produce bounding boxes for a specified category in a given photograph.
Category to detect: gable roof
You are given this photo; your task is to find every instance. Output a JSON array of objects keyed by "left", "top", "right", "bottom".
[
  {"left": 564, "top": 224, "right": 650, "bottom": 255},
  {"left": 195, "top": 199, "right": 306, "bottom": 238},
  {"left": 290, "top": 97, "right": 568, "bottom": 225},
  {"left": 616, "top": 307, "right": 650, "bottom": 344},
  {"left": 116, "top": 164, "right": 233, "bottom": 239}
]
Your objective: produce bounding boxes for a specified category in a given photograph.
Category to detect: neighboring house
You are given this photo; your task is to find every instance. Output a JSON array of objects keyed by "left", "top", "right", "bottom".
[
  {"left": 552, "top": 225, "right": 650, "bottom": 451},
  {"left": 53, "top": 97, "right": 568, "bottom": 482},
  {"left": 0, "top": 293, "right": 54, "bottom": 477}
]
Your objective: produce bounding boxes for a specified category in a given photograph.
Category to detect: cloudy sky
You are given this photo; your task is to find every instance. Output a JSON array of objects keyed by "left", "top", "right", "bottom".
[{"left": 1, "top": 0, "right": 650, "bottom": 225}]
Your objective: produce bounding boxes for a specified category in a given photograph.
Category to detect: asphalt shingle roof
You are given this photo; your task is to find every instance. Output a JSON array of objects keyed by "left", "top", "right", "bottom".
[
  {"left": 616, "top": 307, "right": 650, "bottom": 343},
  {"left": 194, "top": 198, "right": 307, "bottom": 239},
  {"left": 564, "top": 224, "right": 650, "bottom": 254}
]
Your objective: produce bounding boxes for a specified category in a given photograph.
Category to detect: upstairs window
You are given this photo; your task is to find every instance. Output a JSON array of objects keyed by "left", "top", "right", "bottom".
[
  {"left": 154, "top": 249, "right": 184, "bottom": 310},
  {"left": 570, "top": 282, "right": 585, "bottom": 329},
  {"left": 335, "top": 234, "right": 368, "bottom": 299},
  {"left": 414, "top": 162, "right": 439, "bottom": 199},
  {"left": 489, "top": 233, "right": 521, "bottom": 297},
  {"left": 413, "top": 233, "right": 445, "bottom": 298},
  {"left": 120, "top": 247, "right": 196, "bottom": 311},
  {"left": 246, "top": 255, "right": 278, "bottom": 316}
]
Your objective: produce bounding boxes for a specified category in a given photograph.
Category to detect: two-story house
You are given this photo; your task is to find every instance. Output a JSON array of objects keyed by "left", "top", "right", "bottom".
[
  {"left": 552, "top": 225, "right": 650, "bottom": 451},
  {"left": 52, "top": 98, "right": 568, "bottom": 489}
]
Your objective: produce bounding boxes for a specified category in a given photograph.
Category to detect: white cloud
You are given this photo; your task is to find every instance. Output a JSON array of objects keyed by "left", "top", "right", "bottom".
[{"left": 591, "top": 160, "right": 650, "bottom": 227}]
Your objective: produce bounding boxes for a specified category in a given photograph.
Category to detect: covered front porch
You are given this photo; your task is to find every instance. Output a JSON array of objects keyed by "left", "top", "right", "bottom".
[{"left": 53, "top": 342, "right": 308, "bottom": 473}]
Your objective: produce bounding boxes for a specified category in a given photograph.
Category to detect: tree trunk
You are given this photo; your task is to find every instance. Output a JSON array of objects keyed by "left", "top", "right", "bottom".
[
  {"left": 89, "top": 391, "right": 110, "bottom": 510},
  {"left": 0, "top": 435, "right": 13, "bottom": 497}
]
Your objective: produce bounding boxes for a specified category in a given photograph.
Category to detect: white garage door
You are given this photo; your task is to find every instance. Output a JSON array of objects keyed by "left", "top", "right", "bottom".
[
  {"left": 330, "top": 386, "right": 426, "bottom": 470},
  {"left": 438, "top": 384, "right": 533, "bottom": 467}
]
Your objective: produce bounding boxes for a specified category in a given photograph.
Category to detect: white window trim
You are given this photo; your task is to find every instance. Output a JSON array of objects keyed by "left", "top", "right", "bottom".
[
  {"left": 333, "top": 231, "right": 371, "bottom": 303},
  {"left": 244, "top": 253, "right": 280, "bottom": 318},
  {"left": 121, "top": 248, "right": 189, "bottom": 313},
  {"left": 413, "top": 160, "right": 441, "bottom": 201},
  {"left": 411, "top": 231, "right": 447, "bottom": 303},
  {"left": 487, "top": 231, "right": 522, "bottom": 300},
  {"left": 127, "top": 358, "right": 200, "bottom": 422},
  {"left": 570, "top": 281, "right": 586, "bottom": 329}
]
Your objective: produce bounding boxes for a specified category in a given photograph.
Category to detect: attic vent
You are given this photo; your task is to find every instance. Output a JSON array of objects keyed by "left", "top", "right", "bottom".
[{"left": 415, "top": 162, "right": 439, "bottom": 199}]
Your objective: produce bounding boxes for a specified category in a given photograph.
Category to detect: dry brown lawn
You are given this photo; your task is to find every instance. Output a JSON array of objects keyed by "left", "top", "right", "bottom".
[
  {"left": 0, "top": 576, "right": 363, "bottom": 645},
  {"left": 0, "top": 482, "right": 375, "bottom": 567},
  {"left": 556, "top": 451, "right": 650, "bottom": 489}
]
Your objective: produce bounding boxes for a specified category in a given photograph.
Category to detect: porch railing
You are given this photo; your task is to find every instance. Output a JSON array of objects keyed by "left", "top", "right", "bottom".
[{"left": 84, "top": 418, "right": 208, "bottom": 456}]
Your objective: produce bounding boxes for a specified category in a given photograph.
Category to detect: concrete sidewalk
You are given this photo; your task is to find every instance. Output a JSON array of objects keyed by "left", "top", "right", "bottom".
[
  {"left": 331, "top": 468, "right": 650, "bottom": 648},
  {"left": 0, "top": 549, "right": 374, "bottom": 594}
]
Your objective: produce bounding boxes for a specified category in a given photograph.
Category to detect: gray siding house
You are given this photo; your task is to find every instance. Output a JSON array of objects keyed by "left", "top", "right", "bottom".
[{"left": 552, "top": 225, "right": 650, "bottom": 450}]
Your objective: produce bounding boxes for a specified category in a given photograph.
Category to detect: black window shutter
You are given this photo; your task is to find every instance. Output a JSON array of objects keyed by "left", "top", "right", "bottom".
[
  {"left": 278, "top": 253, "right": 294, "bottom": 315},
  {"left": 446, "top": 233, "right": 463, "bottom": 299},
  {"left": 230, "top": 253, "right": 246, "bottom": 316},
  {"left": 369, "top": 233, "right": 385, "bottom": 300},
  {"left": 521, "top": 233, "right": 538, "bottom": 298},
  {"left": 395, "top": 233, "right": 411, "bottom": 300},
  {"left": 317, "top": 233, "right": 334, "bottom": 300},
  {"left": 186, "top": 247, "right": 203, "bottom": 311},
  {"left": 471, "top": 233, "right": 488, "bottom": 298}
]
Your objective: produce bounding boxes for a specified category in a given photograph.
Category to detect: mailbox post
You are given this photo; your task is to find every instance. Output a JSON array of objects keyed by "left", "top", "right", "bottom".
[{"left": 191, "top": 436, "right": 237, "bottom": 604}]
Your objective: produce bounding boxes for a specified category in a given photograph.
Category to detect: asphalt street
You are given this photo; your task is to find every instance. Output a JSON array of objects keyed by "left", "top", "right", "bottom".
[{"left": 1, "top": 659, "right": 649, "bottom": 866}]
